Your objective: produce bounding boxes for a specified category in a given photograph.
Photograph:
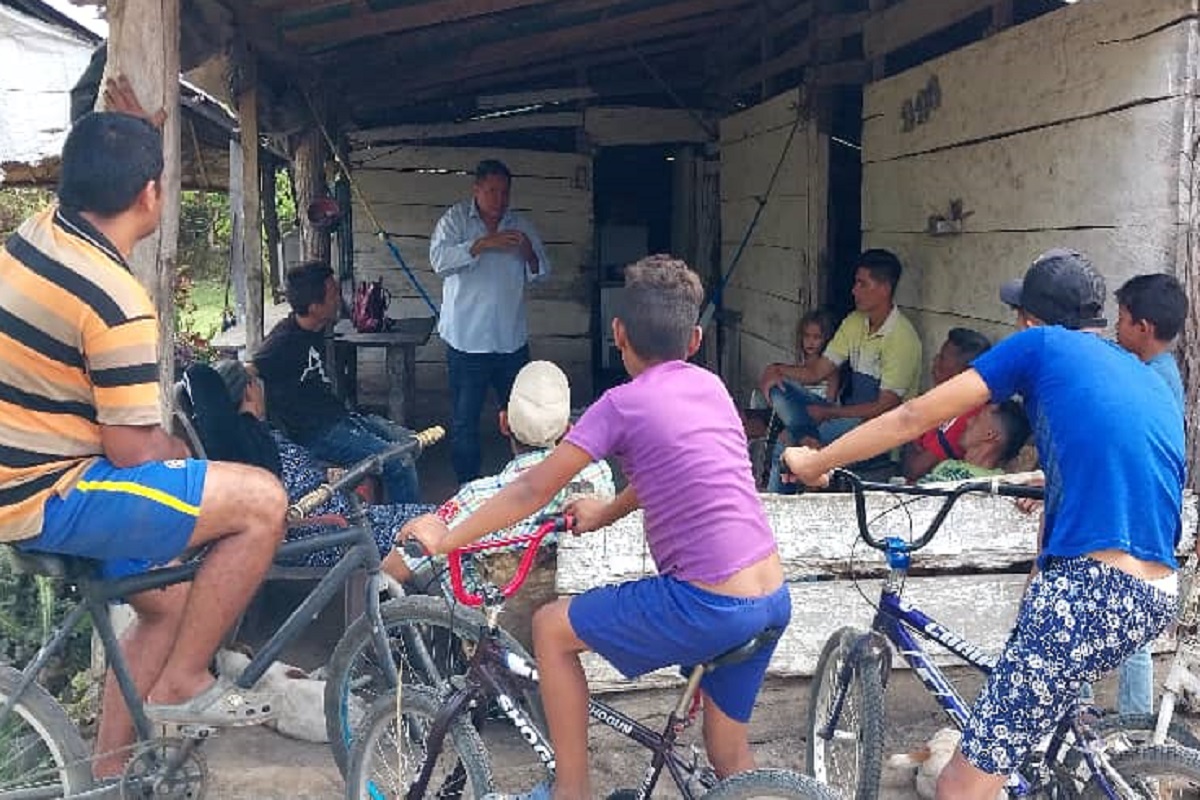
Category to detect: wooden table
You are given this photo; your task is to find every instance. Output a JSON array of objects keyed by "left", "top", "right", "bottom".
[{"left": 331, "top": 317, "right": 436, "bottom": 426}]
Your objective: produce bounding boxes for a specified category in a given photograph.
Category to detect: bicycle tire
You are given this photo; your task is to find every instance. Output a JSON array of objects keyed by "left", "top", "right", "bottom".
[
  {"left": 345, "top": 685, "right": 492, "bottom": 799},
  {"left": 805, "top": 626, "right": 885, "bottom": 800},
  {"left": 0, "top": 664, "right": 94, "bottom": 797},
  {"left": 701, "top": 768, "right": 840, "bottom": 799},
  {"left": 324, "top": 594, "right": 539, "bottom": 776},
  {"left": 1079, "top": 743, "right": 1200, "bottom": 798},
  {"left": 1091, "top": 712, "right": 1200, "bottom": 750}
]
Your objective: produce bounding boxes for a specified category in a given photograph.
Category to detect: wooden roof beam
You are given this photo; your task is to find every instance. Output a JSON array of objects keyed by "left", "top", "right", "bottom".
[
  {"left": 285, "top": 0, "right": 562, "bottom": 48},
  {"left": 863, "top": 0, "right": 994, "bottom": 61},
  {"left": 382, "top": 0, "right": 749, "bottom": 94},
  {"left": 346, "top": 33, "right": 713, "bottom": 115}
]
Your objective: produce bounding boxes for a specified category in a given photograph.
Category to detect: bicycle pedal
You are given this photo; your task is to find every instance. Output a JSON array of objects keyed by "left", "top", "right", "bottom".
[
  {"left": 178, "top": 724, "right": 217, "bottom": 740},
  {"left": 155, "top": 722, "right": 218, "bottom": 740}
]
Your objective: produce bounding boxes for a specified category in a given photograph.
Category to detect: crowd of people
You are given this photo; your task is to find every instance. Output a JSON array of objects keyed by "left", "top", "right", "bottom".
[{"left": 0, "top": 82, "right": 1192, "bottom": 800}]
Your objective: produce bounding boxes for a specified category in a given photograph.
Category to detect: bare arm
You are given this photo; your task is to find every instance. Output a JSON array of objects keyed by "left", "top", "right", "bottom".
[
  {"left": 902, "top": 443, "right": 941, "bottom": 483},
  {"left": 774, "top": 355, "right": 839, "bottom": 387},
  {"left": 403, "top": 442, "right": 594, "bottom": 556},
  {"left": 817, "top": 390, "right": 901, "bottom": 422},
  {"left": 784, "top": 369, "right": 992, "bottom": 484},
  {"left": 100, "top": 424, "right": 190, "bottom": 468}
]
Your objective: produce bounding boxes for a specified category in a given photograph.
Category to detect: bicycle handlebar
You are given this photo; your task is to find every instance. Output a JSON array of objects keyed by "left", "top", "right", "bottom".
[
  {"left": 404, "top": 513, "right": 574, "bottom": 607},
  {"left": 831, "top": 468, "right": 1044, "bottom": 554},
  {"left": 285, "top": 426, "right": 445, "bottom": 522}
]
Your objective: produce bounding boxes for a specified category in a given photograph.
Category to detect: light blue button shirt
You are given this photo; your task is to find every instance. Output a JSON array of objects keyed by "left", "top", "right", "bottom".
[{"left": 429, "top": 199, "right": 551, "bottom": 354}]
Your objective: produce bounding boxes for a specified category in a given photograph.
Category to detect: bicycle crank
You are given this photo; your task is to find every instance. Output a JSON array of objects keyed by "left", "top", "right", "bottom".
[{"left": 121, "top": 738, "right": 208, "bottom": 799}]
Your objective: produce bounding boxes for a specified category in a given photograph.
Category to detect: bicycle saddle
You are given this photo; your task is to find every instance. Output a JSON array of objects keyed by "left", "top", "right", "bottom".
[
  {"left": 7, "top": 549, "right": 94, "bottom": 579},
  {"left": 703, "top": 626, "right": 784, "bottom": 672}
]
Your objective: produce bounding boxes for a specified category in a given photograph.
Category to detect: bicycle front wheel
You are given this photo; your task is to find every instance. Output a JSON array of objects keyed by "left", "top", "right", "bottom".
[
  {"left": 0, "top": 665, "right": 94, "bottom": 798},
  {"left": 324, "top": 594, "right": 538, "bottom": 776},
  {"left": 1080, "top": 743, "right": 1200, "bottom": 798},
  {"left": 701, "top": 768, "right": 840, "bottom": 799},
  {"left": 805, "top": 626, "right": 884, "bottom": 800},
  {"left": 345, "top": 685, "right": 492, "bottom": 800}
]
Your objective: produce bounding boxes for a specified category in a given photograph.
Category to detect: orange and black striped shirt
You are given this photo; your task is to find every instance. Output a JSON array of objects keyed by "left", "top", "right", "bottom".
[{"left": 0, "top": 207, "right": 161, "bottom": 542}]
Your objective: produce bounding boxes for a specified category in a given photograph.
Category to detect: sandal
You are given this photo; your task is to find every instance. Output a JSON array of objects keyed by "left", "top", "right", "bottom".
[{"left": 144, "top": 676, "right": 277, "bottom": 727}]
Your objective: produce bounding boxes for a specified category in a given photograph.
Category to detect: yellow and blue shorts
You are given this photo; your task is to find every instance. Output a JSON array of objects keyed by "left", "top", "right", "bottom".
[{"left": 20, "top": 458, "right": 206, "bottom": 581}]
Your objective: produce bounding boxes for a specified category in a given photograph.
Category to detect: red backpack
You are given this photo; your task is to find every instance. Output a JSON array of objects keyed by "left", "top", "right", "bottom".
[{"left": 351, "top": 279, "right": 390, "bottom": 333}]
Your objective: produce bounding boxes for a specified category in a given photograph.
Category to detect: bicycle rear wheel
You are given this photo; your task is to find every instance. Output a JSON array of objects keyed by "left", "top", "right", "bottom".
[
  {"left": 1091, "top": 712, "right": 1200, "bottom": 751},
  {"left": 0, "top": 665, "right": 93, "bottom": 798},
  {"left": 701, "top": 768, "right": 839, "bottom": 799},
  {"left": 324, "top": 594, "right": 538, "bottom": 776},
  {"left": 1079, "top": 743, "right": 1200, "bottom": 798},
  {"left": 805, "top": 626, "right": 884, "bottom": 800},
  {"left": 345, "top": 685, "right": 492, "bottom": 800}
]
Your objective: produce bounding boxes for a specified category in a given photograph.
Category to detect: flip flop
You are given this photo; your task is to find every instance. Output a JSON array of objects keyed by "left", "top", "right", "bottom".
[{"left": 144, "top": 676, "right": 278, "bottom": 727}]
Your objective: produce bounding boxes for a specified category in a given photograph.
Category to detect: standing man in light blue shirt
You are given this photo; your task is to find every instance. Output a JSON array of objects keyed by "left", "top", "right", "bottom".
[{"left": 430, "top": 159, "right": 551, "bottom": 483}]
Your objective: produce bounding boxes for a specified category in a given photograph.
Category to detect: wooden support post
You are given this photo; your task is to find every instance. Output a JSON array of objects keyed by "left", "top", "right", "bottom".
[
  {"left": 867, "top": 0, "right": 887, "bottom": 80},
  {"left": 238, "top": 55, "right": 264, "bottom": 354},
  {"left": 98, "top": 0, "right": 181, "bottom": 400},
  {"left": 261, "top": 162, "right": 283, "bottom": 302},
  {"left": 293, "top": 127, "right": 331, "bottom": 264},
  {"left": 227, "top": 138, "right": 247, "bottom": 326},
  {"left": 1180, "top": 102, "right": 1200, "bottom": 501}
]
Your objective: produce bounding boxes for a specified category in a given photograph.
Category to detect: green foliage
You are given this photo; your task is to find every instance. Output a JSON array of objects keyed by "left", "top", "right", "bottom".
[
  {"left": 0, "top": 188, "right": 54, "bottom": 239},
  {"left": 0, "top": 551, "right": 92, "bottom": 703}
]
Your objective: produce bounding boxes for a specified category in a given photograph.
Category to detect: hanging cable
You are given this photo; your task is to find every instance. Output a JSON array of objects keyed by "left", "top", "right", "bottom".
[{"left": 302, "top": 91, "right": 439, "bottom": 317}]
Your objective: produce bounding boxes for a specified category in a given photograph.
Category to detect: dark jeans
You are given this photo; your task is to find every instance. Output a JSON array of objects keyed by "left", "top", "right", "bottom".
[
  {"left": 447, "top": 345, "right": 530, "bottom": 483},
  {"left": 305, "top": 413, "right": 421, "bottom": 504}
]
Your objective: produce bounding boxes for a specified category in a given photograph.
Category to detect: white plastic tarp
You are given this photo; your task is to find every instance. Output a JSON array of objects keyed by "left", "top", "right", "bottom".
[{"left": 0, "top": 4, "right": 95, "bottom": 177}]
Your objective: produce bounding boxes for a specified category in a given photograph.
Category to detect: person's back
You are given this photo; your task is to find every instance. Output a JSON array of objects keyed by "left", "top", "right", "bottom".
[
  {"left": 570, "top": 360, "right": 771, "bottom": 581},
  {"left": 993, "top": 326, "right": 1183, "bottom": 566}
]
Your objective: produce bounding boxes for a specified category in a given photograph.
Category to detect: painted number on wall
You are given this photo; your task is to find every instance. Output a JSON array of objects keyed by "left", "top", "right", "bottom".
[{"left": 901, "top": 75, "right": 941, "bottom": 132}]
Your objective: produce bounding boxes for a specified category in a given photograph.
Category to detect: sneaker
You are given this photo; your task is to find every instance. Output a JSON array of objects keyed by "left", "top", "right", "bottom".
[{"left": 482, "top": 782, "right": 554, "bottom": 800}]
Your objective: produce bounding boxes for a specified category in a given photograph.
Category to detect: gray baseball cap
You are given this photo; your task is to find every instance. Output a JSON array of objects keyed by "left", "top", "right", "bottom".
[{"left": 999, "top": 248, "right": 1107, "bottom": 329}]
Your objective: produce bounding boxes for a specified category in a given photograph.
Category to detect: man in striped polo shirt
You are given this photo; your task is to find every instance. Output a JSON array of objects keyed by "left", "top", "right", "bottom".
[{"left": 0, "top": 111, "right": 284, "bottom": 777}]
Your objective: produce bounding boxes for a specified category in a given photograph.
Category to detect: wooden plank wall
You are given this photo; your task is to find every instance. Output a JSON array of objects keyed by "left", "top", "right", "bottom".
[
  {"left": 719, "top": 87, "right": 829, "bottom": 405},
  {"left": 556, "top": 491, "right": 1199, "bottom": 691},
  {"left": 861, "top": 0, "right": 1197, "bottom": 374},
  {"left": 345, "top": 145, "right": 594, "bottom": 410}
]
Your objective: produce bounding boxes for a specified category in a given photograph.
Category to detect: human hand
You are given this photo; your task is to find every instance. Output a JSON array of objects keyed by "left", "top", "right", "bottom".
[
  {"left": 564, "top": 497, "right": 608, "bottom": 534},
  {"left": 399, "top": 513, "right": 451, "bottom": 556},
  {"left": 759, "top": 364, "right": 785, "bottom": 400},
  {"left": 103, "top": 74, "right": 167, "bottom": 129},
  {"left": 1013, "top": 475, "right": 1045, "bottom": 514},
  {"left": 807, "top": 404, "right": 835, "bottom": 424},
  {"left": 781, "top": 446, "right": 830, "bottom": 488}
]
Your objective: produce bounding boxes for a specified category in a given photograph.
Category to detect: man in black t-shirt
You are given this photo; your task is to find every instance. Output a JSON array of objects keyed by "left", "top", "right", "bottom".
[{"left": 254, "top": 261, "right": 420, "bottom": 503}]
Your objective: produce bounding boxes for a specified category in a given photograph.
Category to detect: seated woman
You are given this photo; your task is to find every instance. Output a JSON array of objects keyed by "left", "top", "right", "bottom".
[{"left": 185, "top": 361, "right": 435, "bottom": 571}]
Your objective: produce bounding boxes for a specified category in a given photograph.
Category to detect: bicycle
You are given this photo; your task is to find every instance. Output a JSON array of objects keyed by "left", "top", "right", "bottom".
[
  {"left": 346, "top": 514, "right": 835, "bottom": 799},
  {"left": 807, "top": 469, "right": 1200, "bottom": 799},
  {"left": 0, "top": 425, "right": 490, "bottom": 798}
]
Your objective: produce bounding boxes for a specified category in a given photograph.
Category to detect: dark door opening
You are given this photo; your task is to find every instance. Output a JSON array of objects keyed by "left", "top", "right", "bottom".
[
  {"left": 592, "top": 145, "right": 676, "bottom": 393},
  {"left": 826, "top": 86, "right": 864, "bottom": 319}
]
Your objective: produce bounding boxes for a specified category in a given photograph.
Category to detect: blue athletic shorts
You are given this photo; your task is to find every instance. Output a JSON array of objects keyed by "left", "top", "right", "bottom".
[
  {"left": 961, "top": 557, "right": 1177, "bottom": 775},
  {"left": 19, "top": 458, "right": 207, "bottom": 581},
  {"left": 568, "top": 575, "right": 791, "bottom": 723}
]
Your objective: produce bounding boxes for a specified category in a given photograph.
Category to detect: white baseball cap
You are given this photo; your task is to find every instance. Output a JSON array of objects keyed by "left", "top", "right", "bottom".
[{"left": 506, "top": 361, "right": 571, "bottom": 448}]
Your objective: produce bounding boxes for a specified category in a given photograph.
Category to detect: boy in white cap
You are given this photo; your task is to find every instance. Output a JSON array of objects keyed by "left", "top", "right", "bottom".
[
  {"left": 381, "top": 360, "right": 614, "bottom": 584},
  {"left": 783, "top": 249, "right": 1184, "bottom": 799}
]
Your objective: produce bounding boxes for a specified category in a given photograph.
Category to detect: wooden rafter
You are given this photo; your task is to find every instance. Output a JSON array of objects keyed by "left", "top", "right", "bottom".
[
  {"left": 863, "top": 0, "right": 995, "bottom": 61},
  {"left": 346, "top": 32, "right": 713, "bottom": 116},
  {"left": 285, "top": 0, "right": 562, "bottom": 48},
  {"left": 379, "top": 0, "right": 748, "bottom": 95}
]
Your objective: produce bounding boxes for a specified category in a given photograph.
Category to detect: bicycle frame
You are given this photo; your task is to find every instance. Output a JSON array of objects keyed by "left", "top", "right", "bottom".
[
  {"left": 0, "top": 494, "right": 397, "bottom": 757},
  {"left": 822, "top": 542, "right": 1127, "bottom": 798},
  {"left": 408, "top": 621, "right": 710, "bottom": 800}
]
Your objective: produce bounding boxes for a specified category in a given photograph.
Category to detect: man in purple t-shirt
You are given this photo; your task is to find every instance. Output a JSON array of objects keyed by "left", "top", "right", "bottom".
[{"left": 402, "top": 255, "right": 790, "bottom": 800}]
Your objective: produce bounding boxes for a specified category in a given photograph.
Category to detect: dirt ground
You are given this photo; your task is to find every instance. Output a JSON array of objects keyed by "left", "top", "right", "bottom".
[
  {"left": 199, "top": 657, "right": 1175, "bottom": 799},
  {"left": 194, "top": 411, "right": 1195, "bottom": 797}
]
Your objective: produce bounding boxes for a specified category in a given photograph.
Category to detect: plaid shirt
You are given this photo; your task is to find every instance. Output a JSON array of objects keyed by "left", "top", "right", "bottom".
[{"left": 436, "top": 449, "right": 615, "bottom": 546}]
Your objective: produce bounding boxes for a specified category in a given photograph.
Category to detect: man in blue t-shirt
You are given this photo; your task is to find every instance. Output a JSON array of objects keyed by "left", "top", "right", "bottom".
[{"left": 782, "top": 249, "right": 1185, "bottom": 800}]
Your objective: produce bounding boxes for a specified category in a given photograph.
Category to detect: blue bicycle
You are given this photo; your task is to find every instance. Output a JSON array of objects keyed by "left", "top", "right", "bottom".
[{"left": 807, "top": 469, "right": 1200, "bottom": 799}]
